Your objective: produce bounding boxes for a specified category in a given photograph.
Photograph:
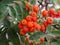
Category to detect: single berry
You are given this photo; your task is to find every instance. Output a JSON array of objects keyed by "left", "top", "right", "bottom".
[
  {"left": 27, "top": 21, "right": 33, "bottom": 28},
  {"left": 56, "top": 11, "right": 60, "bottom": 18},
  {"left": 49, "top": 9, "right": 55, "bottom": 17},
  {"left": 30, "top": 11, "right": 37, "bottom": 17},
  {"left": 31, "top": 17, "right": 37, "bottom": 22},
  {"left": 40, "top": 25, "right": 45, "bottom": 32},
  {"left": 33, "top": 22, "right": 37, "bottom": 29},
  {"left": 33, "top": 6, "right": 39, "bottom": 13},
  {"left": 18, "top": 23, "right": 23, "bottom": 29},
  {"left": 20, "top": 29, "right": 26, "bottom": 36},
  {"left": 26, "top": 3, "right": 30, "bottom": 11},
  {"left": 25, "top": 36, "right": 29, "bottom": 41},
  {"left": 29, "top": 27, "right": 35, "bottom": 32},
  {"left": 42, "top": 10, "right": 48, "bottom": 17},
  {"left": 46, "top": 17, "right": 53, "bottom": 24},
  {"left": 23, "top": 26, "right": 29, "bottom": 32},
  {"left": 40, "top": 37, "right": 45, "bottom": 44},
  {"left": 43, "top": 21, "right": 48, "bottom": 27},
  {"left": 26, "top": 15, "right": 32, "bottom": 21},
  {"left": 21, "top": 19, "right": 27, "bottom": 25},
  {"left": 36, "top": 24, "right": 41, "bottom": 31}
]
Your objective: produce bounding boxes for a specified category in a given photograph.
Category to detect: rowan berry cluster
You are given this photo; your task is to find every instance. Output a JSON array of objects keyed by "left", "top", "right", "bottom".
[
  {"left": 18, "top": 5, "right": 40, "bottom": 36},
  {"left": 18, "top": 3, "right": 53, "bottom": 35},
  {"left": 18, "top": 3, "right": 54, "bottom": 44}
]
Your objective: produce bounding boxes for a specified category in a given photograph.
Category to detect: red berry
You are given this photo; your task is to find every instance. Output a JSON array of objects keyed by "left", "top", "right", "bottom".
[
  {"left": 26, "top": 15, "right": 32, "bottom": 21},
  {"left": 42, "top": 10, "right": 48, "bottom": 17},
  {"left": 49, "top": 9, "right": 55, "bottom": 17},
  {"left": 18, "top": 23, "right": 23, "bottom": 29},
  {"left": 46, "top": 17, "right": 53, "bottom": 24},
  {"left": 33, "top": 22, "right": 37, "bottom": 29},
  {"left": 27, "top": 21, "right": 33, "bottom": 28},
  {"left": 40, "top": 37, "right": 45, "bottom": 44},
  {"left": 30, "top": 11, "right": 37, "bottom": 17},
  {"left": 49, "top": 8, "right": 55, "bottom": 15},
  {"left": 21, "top": 19, "right": 27, "bottom": 25},
  {"left": 56, "top": 11, "right": 60, "bottom": 18},
  {"left": 25, "top": 36, "right": 29, "bottom": 41},
  {"left": 31, "top": 17, "right": 37, "bottom": 22},
  {"left": 43, "top": 21, "right": 48, "bottom": 27},
  {"left": 29, "top": 27, "right": 35, "bottom": 32},
  {"left": 23, "top": 26, "right": 29, "bottom": 32},
  {"left": 33, "top": 6, "right": 39, "bottom": 13},
  {"left": 40, "top": 25, "right": 45, "bottom": 32},
  {"left": 26, "top": 3, "right": 30, "bottom": 11},
  {"left": 52, "top": 12, "right": 57, "bottom": 18},
  {"left": 20, "top": 29, "right": 26, "bottom": 36},
  {"left": 36, "top": 24, "right": 41, "bottom": 31}
]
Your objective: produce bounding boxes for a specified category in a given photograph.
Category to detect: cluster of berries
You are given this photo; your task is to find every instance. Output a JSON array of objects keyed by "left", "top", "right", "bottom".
[
  {"left": 42, "top": 8, "right": 60, "bottom": 18},
  {"left": 18, "top": 5, "right": 41, "bottom": 36},
  {"left": 24, "top": 36, "right": 45, "bottom": 45},
  {"left": 18, "top": 3, "right": 54, "bottom": 44},
  {"left": 26, "top": 2, "right": 39, "bottom": 12},
  {"left": 43, "top": 17, "right": 53, "bottom": 28},
  {"left": 18, "top": 3, "right": 53, "bottom": 36}
]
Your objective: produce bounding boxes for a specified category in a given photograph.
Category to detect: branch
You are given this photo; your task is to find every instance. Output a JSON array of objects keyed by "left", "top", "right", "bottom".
[
  {"left": 45, "top": 35, "right": 60, "bottom": 42},
  {"left": 52, "top": 24, "right": 60, "bottom": 29}
]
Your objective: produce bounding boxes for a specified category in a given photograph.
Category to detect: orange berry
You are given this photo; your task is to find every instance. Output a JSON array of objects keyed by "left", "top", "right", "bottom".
[
  {"left": 49, "top": 9, "right": 55, "bottom": 17},
  {"left": 43, "top": 21, "right": 48, "bottom": 27},
  {"left": 49, "top": 9, "right": 55, "bottom": 15},
  {"left": 29, "top": 27, "right": 35, "bottom": 32},
  {"left": 36, "top": 24, "right": 41, "bottom": 31},
  {"left": 30, "top": 11, "right": 37, "bottom": 17},
  {"left": 26, "top": 3, "right": 28, "bottom": 7},
  {"left": 49, "top": 9, "right": 56, "bottom": 18},
  {"left": 26, "top": 3, "right": 30, "bottom": 11},
  {"left": 56, "top": 11, "right": 60, "bottom": 18},
  {"left": 21, "top": 19, "right": 27, "bottom": 25},
  {"left": 40, "top": 37, "right": 45, "bottom": 44},
  {"left": 18, "top": 23, "right": 23, "bottom": 29},
  {"left": 20, "top": 29, "right": 26, "bottom": 36},
  {"left": 33, "top": 22, "right": 37, "bottom": 28},
  {"left": 40, "top": 25, "right": 45, "bottom": 32},
  {"left": 23, "top": 26, "right": 29, "bottom": 32},
  {"left": 42, "top": 10, "right": 48, "bottom": 17},
  {"left": 26, "top": 15, "right": 32, "bottom": 21},
  {"left": 46, "top": 17, "right": 53, "bottom": 24},
  {"left": 27, "top": 21, "right": 33, "bottom": 28},
  {"left": 31, "top": 17, "right": 37, "bottom": 22},
  {"left": 33, "top": 6, "right": 39, "bottom": 13},
  {"left": 26, "top": 6, "right": 30, "bottom": 11},
  {"left": 25, "top": 36, "right": 29, "bottom": 41}
]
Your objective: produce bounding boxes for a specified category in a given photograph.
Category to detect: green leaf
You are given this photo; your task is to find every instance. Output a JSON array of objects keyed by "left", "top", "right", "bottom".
[
  {"left": 0, "top": 7, "right": 8, "bottom": 22},
  {"left": 7, "top": 29, "right": 21, "bottom": 45},
  {"left": 0, "top": 30, "right": 9, "bottom": 45},
  {"left": 29, "top": 0, "right": 36, "bottom": 5},
  {"left": 29, "top": 32, "right": 45, "bottom": 40},
  {"left": 3, "top": 18, "right": 11, "bottom": 28}
]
